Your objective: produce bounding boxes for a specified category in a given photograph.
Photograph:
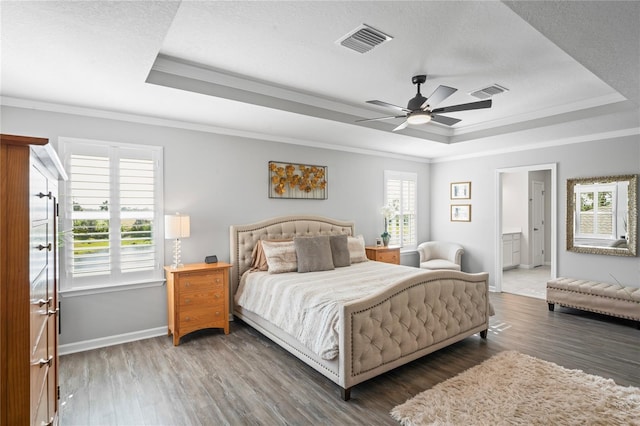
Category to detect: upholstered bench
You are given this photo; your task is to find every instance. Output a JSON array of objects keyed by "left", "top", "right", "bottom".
[{"left": 547, "top": 277, "right": 640, "bottom": 327}]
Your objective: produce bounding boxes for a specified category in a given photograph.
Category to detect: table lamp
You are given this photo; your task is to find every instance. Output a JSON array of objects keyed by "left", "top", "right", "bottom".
[{"left": 165, "top": 213, "right": 190, "bottom": 268}]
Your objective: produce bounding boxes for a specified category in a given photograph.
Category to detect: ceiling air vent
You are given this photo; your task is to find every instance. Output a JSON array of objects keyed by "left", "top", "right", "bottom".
[
  {"left": 469, "top": 84, "right": 509, "bottom": 99},
  {"left": 337, "top": 24, "right": 392, "bottom": 54}
]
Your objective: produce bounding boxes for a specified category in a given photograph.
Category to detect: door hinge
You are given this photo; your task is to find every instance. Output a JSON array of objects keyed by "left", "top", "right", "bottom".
[{"left": 57, "top": 385, "right": 60, "bottom": 400}]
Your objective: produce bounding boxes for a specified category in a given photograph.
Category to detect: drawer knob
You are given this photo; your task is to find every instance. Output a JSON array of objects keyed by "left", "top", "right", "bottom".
[
  {"left": 33, "top": 297, "right": 52, "bottom": 307},
  {"left": 37, "top": 243, "right": 52, "bottom": 251},
  {"left": 37, "top": 191, "right": 52, "bottom": 199},
  {"left": 184, "top": 316, "right": 190, "bottom": 321},
  {"left": 215, "top": 278, "right": 220, "bottom": 283},
  {"left": 214, "top": 294, "right": 220, "bottom": 299},
  {"left": 185, "top": 282, "right": 191, "bottom": 287},
  {"left": 38, "top": 356, "right": 53, "bottom": 368},
  {"left": 184, "top": 298, "right": 191, "bottom": 304}
]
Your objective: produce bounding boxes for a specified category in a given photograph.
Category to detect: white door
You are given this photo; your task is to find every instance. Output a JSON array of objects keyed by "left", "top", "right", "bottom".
[{"left": 532, "top": 181, "right": 544, "bottom": 267}]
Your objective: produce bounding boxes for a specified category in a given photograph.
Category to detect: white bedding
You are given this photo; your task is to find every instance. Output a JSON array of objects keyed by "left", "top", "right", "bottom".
[{"left": 234, "top": 261, "right": 428, "bottom": 360}]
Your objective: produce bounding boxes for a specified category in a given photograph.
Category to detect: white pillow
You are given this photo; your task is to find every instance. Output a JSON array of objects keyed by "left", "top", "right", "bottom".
[
  {"left": 347, "top": 235, "right": 368, "bottom": 263},
  {"left": 261, "top": 240, "right": 298, "bottom": 273}
]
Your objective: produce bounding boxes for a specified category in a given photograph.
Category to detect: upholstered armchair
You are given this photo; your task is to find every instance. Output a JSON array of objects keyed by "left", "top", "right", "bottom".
[{"left": 417, "top": 241, "right": 464, "bottom": 271}]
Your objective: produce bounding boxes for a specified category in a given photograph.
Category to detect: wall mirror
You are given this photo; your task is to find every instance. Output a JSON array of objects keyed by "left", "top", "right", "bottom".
[{"left": 567, "top": 174, "right": 637, "bottom": 256}]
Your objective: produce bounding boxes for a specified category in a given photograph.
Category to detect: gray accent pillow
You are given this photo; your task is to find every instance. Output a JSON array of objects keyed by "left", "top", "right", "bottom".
[
  {"left": 294, "top": 235, "right": 335, "bottom": 273},
  {"left": 329, "top": 234, "right": 351, "bottom": 267}
]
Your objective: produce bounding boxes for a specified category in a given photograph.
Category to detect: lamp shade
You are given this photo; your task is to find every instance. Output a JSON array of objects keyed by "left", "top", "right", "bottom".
[{"left": 165, "top": 214, "right": 190, "bottom": 239}]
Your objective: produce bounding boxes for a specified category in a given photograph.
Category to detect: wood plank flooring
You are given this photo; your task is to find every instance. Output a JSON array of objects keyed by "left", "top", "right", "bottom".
[{"left": 59, "top": 293, "right": 640, "bottom": 425}]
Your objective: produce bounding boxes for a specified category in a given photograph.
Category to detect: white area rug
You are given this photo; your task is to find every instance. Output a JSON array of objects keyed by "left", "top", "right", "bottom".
[{"left": 391, "top": 351, "right": 640, "bottom": 425}]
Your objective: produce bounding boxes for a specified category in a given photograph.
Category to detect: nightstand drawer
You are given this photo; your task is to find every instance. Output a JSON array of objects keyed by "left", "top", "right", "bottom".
[
  {"left": 178, "top": 271, "right": 224, "bottom": 292},
  {"left": 179, "top": 287, "right": 225, "bottom": 307},
  {"left": 366, "top": 246, "right": 401, "bottom": 265},
  {"left": 376, "top": 251, "right": 399, "bottom": 264},
  {"left": 178, "top": 306, "right": 226, "bottom": 333}
]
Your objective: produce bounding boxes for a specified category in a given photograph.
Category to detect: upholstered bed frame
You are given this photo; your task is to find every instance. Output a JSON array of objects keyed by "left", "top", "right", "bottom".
[{"left": 230, "top": 215, "right": 490, "bottom": 400}]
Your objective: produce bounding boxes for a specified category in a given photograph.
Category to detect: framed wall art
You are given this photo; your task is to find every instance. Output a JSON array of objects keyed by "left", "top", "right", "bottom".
[
  {"left": 451, "top": 204, "right": 471, "bottom": 222},
  {"left": 450, "top": 181, "right": 471, "bottom": 199},
  {"left": 268, "top": 161, "right": 327, "bottom": 199}
]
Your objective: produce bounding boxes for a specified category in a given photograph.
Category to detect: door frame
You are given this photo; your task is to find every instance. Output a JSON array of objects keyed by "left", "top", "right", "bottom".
[
  {"left": 531, "top": 179, "right": 545, "bottom": 267},
  {"left": 494, "top": 163, "right": 557, "bottom": 293}
]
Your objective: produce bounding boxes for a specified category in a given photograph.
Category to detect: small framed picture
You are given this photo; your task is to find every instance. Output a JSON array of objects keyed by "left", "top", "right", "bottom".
[
  {"left": 451, "top": 204, "right": 471, "bottom": 222},
  {"left": 450, "top": 181, "right": 471, "bottom": 199}
]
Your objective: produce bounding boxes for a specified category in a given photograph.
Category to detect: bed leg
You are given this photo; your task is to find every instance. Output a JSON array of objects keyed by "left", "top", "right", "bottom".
[
  {"left": 480, "top": 329, "right": 488, "bottom": 339},
  {"left": 341, "top": 387, "right": 351, "bottom": 401}
]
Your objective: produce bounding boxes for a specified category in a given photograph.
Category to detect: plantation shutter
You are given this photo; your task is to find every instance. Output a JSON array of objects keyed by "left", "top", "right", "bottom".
[
  {"left": 59, "top": 139, "right": 164, "bottom": 290},
  {"left": 384, "top": 171, "right": 418, "bottom": 249}
]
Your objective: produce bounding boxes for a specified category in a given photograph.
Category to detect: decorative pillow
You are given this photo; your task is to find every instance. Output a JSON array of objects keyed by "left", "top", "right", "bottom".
[
  {"left": 329, "top": 234, "right": 351, "bottom": 267},
  {"left": 250, "top": 239, "right": 291, "bottom": 271},
  {"left": 261, "top": 240, "right": 297, "bottom": 274},
  {"left": 294, "top": 236, "right": 335, "bottom": 273},
  {"left": 348, "top": 235, "right": 368, "bottom": 263},
  {"left": 250, "top": 240, "right": 269, "bottom": 271}
]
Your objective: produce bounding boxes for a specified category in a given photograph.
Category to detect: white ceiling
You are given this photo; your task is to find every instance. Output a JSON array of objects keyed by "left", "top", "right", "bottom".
[{"left": 1, "top": 1, "right": 638, "bottom": 161}]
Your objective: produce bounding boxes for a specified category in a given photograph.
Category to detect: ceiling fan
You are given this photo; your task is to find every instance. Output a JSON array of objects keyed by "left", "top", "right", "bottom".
[{"left": 357, "top": 75, "right": 492, "bottom": 131}]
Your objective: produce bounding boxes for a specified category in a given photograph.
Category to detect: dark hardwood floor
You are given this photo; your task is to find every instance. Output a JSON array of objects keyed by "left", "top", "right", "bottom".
[{"left": 59, "top": 293, "right": 640, "bottom": 425}]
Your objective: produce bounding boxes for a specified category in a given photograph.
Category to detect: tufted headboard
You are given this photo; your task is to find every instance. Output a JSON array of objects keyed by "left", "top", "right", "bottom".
[{"left": 229, "top": 215, "right": 355, "bottom": 295}]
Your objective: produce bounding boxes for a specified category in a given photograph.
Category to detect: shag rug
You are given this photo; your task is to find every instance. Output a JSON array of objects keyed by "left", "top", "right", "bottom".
[{"left": 391, "top": 351, "right": 640, "bottom": 426}]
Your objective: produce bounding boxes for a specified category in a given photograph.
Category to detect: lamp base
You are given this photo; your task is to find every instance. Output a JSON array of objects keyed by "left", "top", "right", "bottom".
[{"left": 171, "top": 238, "right": 183, "bottom": 269}]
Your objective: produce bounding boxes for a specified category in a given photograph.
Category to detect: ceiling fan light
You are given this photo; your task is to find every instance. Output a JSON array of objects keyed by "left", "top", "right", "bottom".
[{"left": 407, "top": 111, "right": 432, "bottom": 125}]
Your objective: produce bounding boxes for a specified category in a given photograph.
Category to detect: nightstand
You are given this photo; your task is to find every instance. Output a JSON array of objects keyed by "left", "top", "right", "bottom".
[
  {"left": 164, "top": 262, "right": 231, "bottom": 346},
  {"left": 365, "top": 246, "right": 401, "bottom": 265}
]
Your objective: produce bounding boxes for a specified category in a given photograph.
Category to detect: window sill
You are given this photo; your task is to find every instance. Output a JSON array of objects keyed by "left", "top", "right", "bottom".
[{"left": 59, "top": 278, "right": 165, "bottom": 298}]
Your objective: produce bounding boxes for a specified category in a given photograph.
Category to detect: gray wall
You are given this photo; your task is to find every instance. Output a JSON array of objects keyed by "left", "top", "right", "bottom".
[
  {"left": 430, "top": 136, "right": 640, "bottom": 287},
  {"left": 4, "top": 105, "right": 639, "bottom": 348},
  {"left": 2, "top": 105, "right": 429, "bottom": 347}
]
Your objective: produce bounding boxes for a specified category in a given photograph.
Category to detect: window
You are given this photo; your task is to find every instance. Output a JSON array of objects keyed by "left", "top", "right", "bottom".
[
  {"left": 384, "top": 170, "right": 417, "bottom": 249},
  {"left": 575, "top": 183, "right": 616, "bottom": 239},
  {"left": 58, "top": 138, "right": 164, "bottom": 290}
]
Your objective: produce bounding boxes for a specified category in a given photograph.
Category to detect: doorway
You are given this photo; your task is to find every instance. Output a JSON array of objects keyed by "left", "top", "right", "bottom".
[{"left": 494, "top": 164, "right": 557, "bottom": 298}]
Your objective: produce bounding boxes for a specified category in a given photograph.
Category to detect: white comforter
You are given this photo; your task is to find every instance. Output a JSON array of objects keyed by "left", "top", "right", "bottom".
[{"left": 234, "top": 261, "right": 428, "bottom": 360}]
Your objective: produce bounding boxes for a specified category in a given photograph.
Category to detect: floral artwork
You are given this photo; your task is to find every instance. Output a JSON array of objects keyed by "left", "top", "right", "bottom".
[{"left": 268, "top": 161, "right": 327, "bottom": 199}]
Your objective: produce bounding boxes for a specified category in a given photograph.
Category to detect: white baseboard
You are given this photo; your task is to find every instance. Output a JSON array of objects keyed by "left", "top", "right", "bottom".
[{"left": 59, "top": 326, "right": 167, "bottom": 355}]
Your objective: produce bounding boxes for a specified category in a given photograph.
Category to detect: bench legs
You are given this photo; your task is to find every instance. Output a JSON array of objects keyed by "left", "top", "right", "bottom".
[
  {"left": 548, "top": 303, "right": 555, "bottom": 311},
  {"left": 480, "top": 329, "right": 488, "bottom": 339}
]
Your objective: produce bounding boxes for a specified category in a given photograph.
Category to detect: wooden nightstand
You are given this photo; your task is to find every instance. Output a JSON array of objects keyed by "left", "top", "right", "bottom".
[
  {"left": 365, "top": 246, "right": 401, "bottom": 265},
  {"left": 164, "top": 262, "right": 231, "bottom": 346}
]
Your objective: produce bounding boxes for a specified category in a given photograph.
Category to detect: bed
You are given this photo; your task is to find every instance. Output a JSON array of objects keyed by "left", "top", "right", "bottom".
[{"left": 229, "top": 215, "right": 491, "bottom": 400}]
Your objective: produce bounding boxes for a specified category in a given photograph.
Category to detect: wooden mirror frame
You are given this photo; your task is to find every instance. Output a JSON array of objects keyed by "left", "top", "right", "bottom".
[{"left": 566, "top": 174, "right": 637, "bottom": 256}]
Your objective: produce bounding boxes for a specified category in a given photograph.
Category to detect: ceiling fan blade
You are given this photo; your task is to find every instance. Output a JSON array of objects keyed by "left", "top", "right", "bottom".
[
  {"left": 421, "top": 85, "right": 457, "bottom": 109},
  {"left": 431, "top": 99, "right": 492, "bottom": 114},
  {"left": 393, "top": 120, "right": 409, "bottom": 131},
  {"left": 367, "top": 100, "right": 411, "bottom": 113},
  {"left": 356, "top": 115, "right": 406, "bottom": 123},
  {"left": 431, "top": 114, "right": 462, "bottom": 126}
]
